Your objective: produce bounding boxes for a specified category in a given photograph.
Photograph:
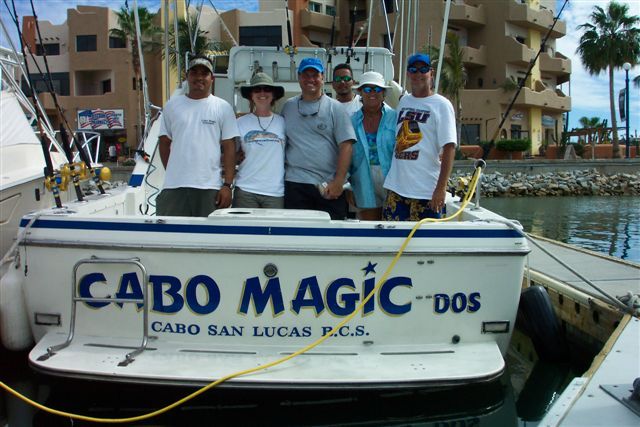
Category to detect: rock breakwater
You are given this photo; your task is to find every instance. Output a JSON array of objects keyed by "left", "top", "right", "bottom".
[{"left": 450, "top": 169, "right": 640, "bottom": 197}]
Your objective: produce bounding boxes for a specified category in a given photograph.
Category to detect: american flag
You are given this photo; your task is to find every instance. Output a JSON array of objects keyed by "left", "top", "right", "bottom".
[{"left": 78, "top": 109, "right": 124, "bottom": 130}]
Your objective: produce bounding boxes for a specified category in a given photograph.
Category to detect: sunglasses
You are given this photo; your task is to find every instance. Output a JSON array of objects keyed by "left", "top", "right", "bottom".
[
  {"left": 408, "top": 66, "right": 431, "bottom": 74},
  {"left": 253, "top": 86, "right": 273, "bottom": 93},
  {"left": 333, "top": 75, "right": 353, "bottom": 83},
  {"left": 362, "top": 86, "right": 384, "bottom": 94},
  {"left": 297, "top": 98, "right": 321, "bottom": 117}
]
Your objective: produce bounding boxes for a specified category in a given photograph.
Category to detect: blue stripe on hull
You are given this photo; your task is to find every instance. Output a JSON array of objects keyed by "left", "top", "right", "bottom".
[{"left": 20, "top": 218, "right": 523, "bottom": 239}]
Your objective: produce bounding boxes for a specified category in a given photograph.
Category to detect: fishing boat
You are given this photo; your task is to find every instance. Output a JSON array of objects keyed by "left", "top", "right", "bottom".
[{"left": 0, "top": 2, "right": 530, "bottom": 390}]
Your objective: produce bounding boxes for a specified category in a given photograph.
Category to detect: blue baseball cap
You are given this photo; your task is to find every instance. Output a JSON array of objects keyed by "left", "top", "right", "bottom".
[
  {"left": 407, "top": 53, "right": 431, "bottom": 67},
  {"left": 298, "top": 57, "right": 324, "bottom": 74}
]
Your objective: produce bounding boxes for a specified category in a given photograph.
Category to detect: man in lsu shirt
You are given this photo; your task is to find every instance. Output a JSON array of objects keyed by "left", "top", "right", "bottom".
[{"left": 382, "top": 53, "right": 456, "bottom": 221}]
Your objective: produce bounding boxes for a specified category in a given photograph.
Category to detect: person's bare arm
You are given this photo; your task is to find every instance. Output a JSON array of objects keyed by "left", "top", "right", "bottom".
[
  {"left": 216, "top": 138, "right": 236, "bottom": 208},
  {"left": 326, "top": 141, "right": 354, "bottom": 199},
  {"left": 429, "top": 143, "right": 456, "bottom": 212},
  {"left": 158, "top": 135, "right": 172, "bottom": 169}
]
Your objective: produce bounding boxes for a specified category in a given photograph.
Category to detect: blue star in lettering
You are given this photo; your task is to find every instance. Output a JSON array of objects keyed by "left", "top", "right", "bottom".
[{"left": 362, "top": 261, "right": 377, "bottom": 276}]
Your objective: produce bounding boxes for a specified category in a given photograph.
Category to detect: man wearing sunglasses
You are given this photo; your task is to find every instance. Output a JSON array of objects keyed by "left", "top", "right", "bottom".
[
  {"left": 281, "top": 57, "right": 356, "bottom": 219},
  {"left": 332, "top": 63, "right": 361, "bottom": 116},
  {"left": 382, "top": 53, "right": 457, "bottom": 221}
]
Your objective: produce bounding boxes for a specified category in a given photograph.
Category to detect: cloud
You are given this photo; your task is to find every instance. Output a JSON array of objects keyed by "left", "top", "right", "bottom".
[{"left": 557, "top": 0, "right": 640, "bottom": 134}]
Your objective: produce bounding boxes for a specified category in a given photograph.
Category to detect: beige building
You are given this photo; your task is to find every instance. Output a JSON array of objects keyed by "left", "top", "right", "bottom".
[
  {"left": 22, "top": 0, "right": 571, "bottom": 157},
  {"left": 21, "top": 6, "right": 156, "bottom": 159},
  {"left": 336, "top": 0, "right": 571, "bottom": 154}
]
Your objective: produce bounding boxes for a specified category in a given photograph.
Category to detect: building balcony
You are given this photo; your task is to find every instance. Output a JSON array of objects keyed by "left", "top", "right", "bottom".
[
  {"left": 504, "top": 36, "right": 535, "bottom": 66},
  {"left": 461, "top": 45, "right": 487, "bottom": 68},
  {"left": 507, "top": 2, "right": 566, "bottom": 38},
  {"left": 539, "top": 51, "right": 571, "bottom": 83},
  {"left": 507, "top": 86, "right": 571, "bottom": 113},
  {"left": 300, "top": 9, "right": 338, "bottom": 32},
  {"left": 449, "top": 2, "right": 486, "bottom": 27}
]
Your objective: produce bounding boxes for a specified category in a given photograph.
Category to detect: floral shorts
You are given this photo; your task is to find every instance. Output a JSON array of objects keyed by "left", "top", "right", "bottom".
[{"left": 382, "top": 190, "right": 444, "bottom": 221}]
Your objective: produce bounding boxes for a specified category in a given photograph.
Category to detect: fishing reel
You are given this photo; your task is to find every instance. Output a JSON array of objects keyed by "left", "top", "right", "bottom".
[
  {"left": 44, "top": 171, "right": 68, "bottom": 192},
  {"left": 284, "top": 46, "right": 297, "bottom": 55}
]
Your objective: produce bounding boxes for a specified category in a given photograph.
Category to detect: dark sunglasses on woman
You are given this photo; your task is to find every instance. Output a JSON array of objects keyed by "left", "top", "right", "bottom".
[
  {"left": 362, "top": 86, "right": 384, "bottom": 93},
  {"left": 253, "top": 86, "right": 273, "bottom": 93},
  {"left": 407, "top": 66, "right": 431, "bottom": 74}
]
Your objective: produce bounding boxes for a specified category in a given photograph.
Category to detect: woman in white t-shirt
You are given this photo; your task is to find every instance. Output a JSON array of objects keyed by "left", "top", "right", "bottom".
[{"left": 234, "top": 73, "right": 286, "bottom": 209}]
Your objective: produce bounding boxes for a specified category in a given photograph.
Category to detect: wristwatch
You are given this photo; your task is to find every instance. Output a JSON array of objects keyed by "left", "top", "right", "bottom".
[{"left": 222, "top": 182, "right": 234, "bottom": 190}]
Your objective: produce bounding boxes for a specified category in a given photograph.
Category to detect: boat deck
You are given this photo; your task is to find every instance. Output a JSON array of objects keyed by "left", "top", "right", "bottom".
[{"left": 525, "top": 235, "right": 639, "bottom": 426}]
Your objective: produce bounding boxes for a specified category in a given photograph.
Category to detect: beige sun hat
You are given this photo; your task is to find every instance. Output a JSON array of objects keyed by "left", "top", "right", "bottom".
[
  {"left": 240, "top": 73, "right": 285, "bottom": 101},
  {"left": 354, "top": 71, "right": 391, "bottom": 90}
]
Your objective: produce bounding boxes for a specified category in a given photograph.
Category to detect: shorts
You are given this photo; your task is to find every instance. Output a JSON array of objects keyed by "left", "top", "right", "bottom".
[{"left": 382, "top": 190, "right": 444, "bottom": 221}]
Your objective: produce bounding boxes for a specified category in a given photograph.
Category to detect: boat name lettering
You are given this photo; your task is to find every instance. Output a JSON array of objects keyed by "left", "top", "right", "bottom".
[
  {"left": 147, "top": 322, "right": 370, "bottom": 338},
  {"left": 78, "top": 273, "right": 413, "bottom": 317},
  {"left": 433, "top": 292, "right": 481, "bottom": 314}
]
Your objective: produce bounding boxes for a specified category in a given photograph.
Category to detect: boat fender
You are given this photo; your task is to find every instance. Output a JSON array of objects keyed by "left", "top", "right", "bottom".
[
  {"left": 0, "top": 262, "right": 34, "bottom": 351},
  {"left": 517, "top": 285, "right": 569, "bottom": 363}
]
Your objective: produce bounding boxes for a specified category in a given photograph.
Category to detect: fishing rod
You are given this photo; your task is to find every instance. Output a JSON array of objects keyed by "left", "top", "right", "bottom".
[
  {"left": 346, "top": 5, "right": 356, "bottom": 64},
  {"left": 27, "top": 0, "right": 85, "bottom": 201},
  {"left": 7, "top": 0, "right": 63, "bottom": 208},
  {"left": 28, "top": 0, "right": 106, "bottom": 195},
  {"left": 283, "top": 0, "right": 296, "bottom": 80},
  {"left": 482, "top": 0, "right": 569, "bottom": 159},
  {"left": 326, "top": 3, "right": 337, "bottom": 82},
  {"left": 363, "top": 0, "right": 374, "bottom": 72}
]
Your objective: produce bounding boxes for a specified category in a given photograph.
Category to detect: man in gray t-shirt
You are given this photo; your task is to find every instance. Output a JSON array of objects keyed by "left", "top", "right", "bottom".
[{"left": 281, "top": 57, "right": 355, "bottom": 219}]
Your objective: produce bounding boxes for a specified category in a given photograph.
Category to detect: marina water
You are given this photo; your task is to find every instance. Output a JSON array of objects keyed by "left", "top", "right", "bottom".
[{"left": 1, "top": 196, "right": 637, "bottom": 425}]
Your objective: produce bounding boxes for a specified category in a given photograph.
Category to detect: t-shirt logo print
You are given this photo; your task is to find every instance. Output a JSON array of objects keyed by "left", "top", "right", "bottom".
[
  {"left": 201, "top": 119, "right": 216, "bottom": 125},
  {"left": 396, "top": 120, "right": 422, "bottom": 153}
]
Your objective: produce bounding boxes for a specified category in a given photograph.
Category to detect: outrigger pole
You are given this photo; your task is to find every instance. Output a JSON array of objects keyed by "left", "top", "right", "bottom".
[
  {"left": 482, "top": 0, "right": 569, "bottom": 159},
  {"left": 27, "top": 0, "right": 84, "bottom": 201},
  {"left": 6, "top": 0, "right": 62, "bottom": 207}
]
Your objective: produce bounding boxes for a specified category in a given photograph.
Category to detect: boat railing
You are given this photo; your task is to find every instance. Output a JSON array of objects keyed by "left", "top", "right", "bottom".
[{"left": 37, "top": 256, "right": 149, "bottom": 366}]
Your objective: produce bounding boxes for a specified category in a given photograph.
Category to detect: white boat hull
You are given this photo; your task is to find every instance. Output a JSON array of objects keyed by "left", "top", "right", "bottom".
[{"left": 12, "top": 184, "right": 528, "bottom": 388}]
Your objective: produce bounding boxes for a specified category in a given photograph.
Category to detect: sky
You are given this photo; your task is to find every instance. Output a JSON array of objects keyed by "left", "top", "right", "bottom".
[{"left": 1, "top": 0, "right": 638, "bottom": 136}]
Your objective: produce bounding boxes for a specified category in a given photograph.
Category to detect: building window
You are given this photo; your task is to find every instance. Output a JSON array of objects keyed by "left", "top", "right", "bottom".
[
  {"left": 515, "top": 35, "right": 526, "bottom": 45},
  {"left": 21, "top": 72, "right": 70, "bottom": 96},
  {"left": 109, "top": 36, "right": 126, "bottom": 49},
  {"left": 511, "top": 125, "right": 522, "bottom": 139},
  {"left": 239, "top": 26, "right": 282, "bottom": 47},
  {"left": 77, "top": 35, "right": 97, "bottom": 52},
  {"left": 460, "top": 124, "right": 480, "bottom": 145},
  {"left": 36, "top": 43, "right": 60, "bottom": 56},
  {"left": 326, "top": 5, "right": 336, "bottom": 16},
  {"left": 102, "top": 79, "right": 112, "bottom": 94},
  {"left": 308, "top": 2, "right": 322, "bottom": 13}
]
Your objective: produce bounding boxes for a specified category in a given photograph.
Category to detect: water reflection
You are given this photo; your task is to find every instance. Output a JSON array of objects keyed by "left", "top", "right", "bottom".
[{"left": 482, "top": 196, "right": 640, "bottom": 262}]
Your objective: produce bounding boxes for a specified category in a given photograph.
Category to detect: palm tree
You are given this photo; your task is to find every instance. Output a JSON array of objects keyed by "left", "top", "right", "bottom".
[
  {"left": 109, "top": 6, "right": 162, "bottom": 144},
  {"left": 439, "top": 32, "right": 468, "bottom": 146},
  {"left": 167, "top": 16, "right": 210, "bottom": 73},
  {"left": 576, "top": 2, "right": 640, "bottom": 158},
  {"left": 578, "top": 116, "right": 604, "bottom": 158}
]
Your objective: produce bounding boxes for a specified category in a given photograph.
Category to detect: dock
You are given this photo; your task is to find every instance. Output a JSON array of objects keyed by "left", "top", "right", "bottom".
[{"left": 524, "top": 235, "right": 640, "bottom": 426}]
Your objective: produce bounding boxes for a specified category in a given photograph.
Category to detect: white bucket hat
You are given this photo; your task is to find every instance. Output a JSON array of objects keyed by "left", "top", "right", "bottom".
[{"left": 354, "top": 71, "right": 391, "bottom": 90}]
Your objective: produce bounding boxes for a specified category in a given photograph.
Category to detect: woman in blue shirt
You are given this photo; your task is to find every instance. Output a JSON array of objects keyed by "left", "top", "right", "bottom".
[{"left": 349, "top": 72, "right": 397, "bottom": 220}]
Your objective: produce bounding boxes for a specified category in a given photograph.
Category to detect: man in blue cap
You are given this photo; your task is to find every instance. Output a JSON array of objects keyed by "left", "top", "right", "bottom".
[
  {"left": 281, "top": 57, "right": 356, "bottom": 219},
  {"left": 382, "top": 53, "right": 457, "bottom": 221}
]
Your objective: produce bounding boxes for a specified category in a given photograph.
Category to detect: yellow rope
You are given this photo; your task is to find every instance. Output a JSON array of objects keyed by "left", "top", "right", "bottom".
[{"left": 0, "top": 168, "right": 482, "bottom": 423}]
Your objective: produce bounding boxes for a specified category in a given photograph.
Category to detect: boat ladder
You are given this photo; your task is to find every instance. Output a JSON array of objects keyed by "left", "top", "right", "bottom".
[{"left": 37, "top": 256, "right": 149, "bottom": 367}]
